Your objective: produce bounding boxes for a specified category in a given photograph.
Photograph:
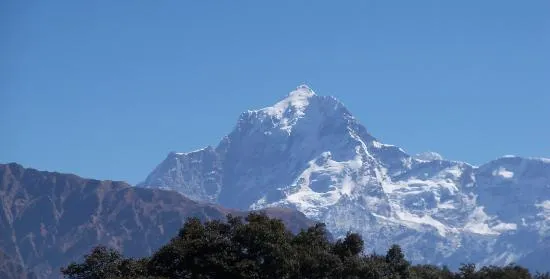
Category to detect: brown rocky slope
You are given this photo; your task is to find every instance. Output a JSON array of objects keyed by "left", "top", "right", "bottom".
[{"left": 0, "top": 163, "right": 314, "bottom": 278}]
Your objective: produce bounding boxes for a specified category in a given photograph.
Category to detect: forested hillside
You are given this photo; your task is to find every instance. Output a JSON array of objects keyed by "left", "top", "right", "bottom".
[{"left": 62, "top": 212, "right": 550, "bottom": 279}]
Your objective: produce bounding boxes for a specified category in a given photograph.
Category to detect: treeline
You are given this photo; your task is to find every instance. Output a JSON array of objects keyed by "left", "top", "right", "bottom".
[{"left": 62, "top": 212, "right": 549, "bottom": 279}]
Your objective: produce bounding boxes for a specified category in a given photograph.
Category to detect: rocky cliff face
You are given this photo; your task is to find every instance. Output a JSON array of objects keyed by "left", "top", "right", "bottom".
[
  {"left": 141, "top": 85, "right": 550, "bottom": 271},
  {"left": 0, "top": 163, "right": 313, "bottom": 278},
  {"left": 0, "top": 250, "right": 36, "bottom": 279}
]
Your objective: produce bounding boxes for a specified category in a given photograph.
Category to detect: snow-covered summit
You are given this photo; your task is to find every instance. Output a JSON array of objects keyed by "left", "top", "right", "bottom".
[
  {"left": 242, "top": 85, "right": 351, "bottom": 136},
  {"left": 140, "top": 85, "right": 550, "bottom": 272},
  {"left": 258, "top": 85, "right": 315, "bottom": 116}
]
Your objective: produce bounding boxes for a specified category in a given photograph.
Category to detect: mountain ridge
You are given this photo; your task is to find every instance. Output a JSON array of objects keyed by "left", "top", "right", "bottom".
[{"left": 0, "top": 162, "right": 315, "bottom": 278}]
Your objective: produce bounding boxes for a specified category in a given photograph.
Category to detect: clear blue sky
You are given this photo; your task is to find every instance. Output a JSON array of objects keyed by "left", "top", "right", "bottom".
[{"left": 2, "top": 1, "right": 549, "bottom": 184}]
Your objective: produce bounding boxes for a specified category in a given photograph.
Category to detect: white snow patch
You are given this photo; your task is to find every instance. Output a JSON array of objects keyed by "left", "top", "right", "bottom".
[
  {"left": 493, "top": 167, "right": 514, "bottom": 179},
  {"left": 464, "top": 207, "right": 500, "bottom": 235},
  {"left": 340, "top": 176, "right": 354, "bottom": 196},
  {"left": 536, "top": 200, "right": 550, "bottom": 210},
  {"left": 174, "top": 147, "right": 208, "bottom": 156},
  {"left": 446, "top": 165, "right": 464, "bottom": 178},
  {"left": 414, "top": 151, "right": 444, "bottom": 161},
  {"left": 492, "top": 223, "right": 517, "bottom": 232},
  {"left": 438, "top": 202, "right": 456, "bottom": 209},
  {"left": 535, "top": 200, "right": 550, "bottom": 220},
  {"left": 528, "top": 157, "right": 550, "bottom": 164},
  {"left": 395, "top": 210, "right": 450, "bottom": 237}
]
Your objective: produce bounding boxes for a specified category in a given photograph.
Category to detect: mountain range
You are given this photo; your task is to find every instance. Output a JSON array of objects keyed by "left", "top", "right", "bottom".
[
  {"left": 0, "top": 163, "right": 313, "bottom": 278},
  {"left": 140, "top": 85, "right": 550, "bottom": 272}
]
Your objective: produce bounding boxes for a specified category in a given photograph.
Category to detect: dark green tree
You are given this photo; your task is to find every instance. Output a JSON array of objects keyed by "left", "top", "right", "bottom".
[
  {"left": 385, "top": 244, "right": 410, "bottom": 279},
  {"left": 333, "top": 232, "right": 364, "bottom": 259},
  {"left": 477, "top": 264, "right": 531, "bottom": 279},
  {"left": 61, "top": 246, "right": 146, "bottom": 279},
  {"left": 458, "top": 263, "right": 478, "bottom": 279},
  {"left": 292, "top": 223, "right": 343, "bottom": 279}
]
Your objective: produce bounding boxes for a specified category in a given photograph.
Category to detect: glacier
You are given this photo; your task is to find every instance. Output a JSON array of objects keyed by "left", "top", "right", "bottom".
[{"left": 139, "top": 85, "right": 550, "bottom": 271}]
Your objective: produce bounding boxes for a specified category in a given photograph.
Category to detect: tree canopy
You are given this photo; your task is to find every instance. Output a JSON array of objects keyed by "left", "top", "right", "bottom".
[{"left": 62, "top": 212, "right": 549, "bottom": 279}]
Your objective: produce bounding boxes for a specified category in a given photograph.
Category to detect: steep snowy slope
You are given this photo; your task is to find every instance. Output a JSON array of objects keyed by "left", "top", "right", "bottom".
[{"left": 140, "top": 85, "right": 550, "bottom": 271}]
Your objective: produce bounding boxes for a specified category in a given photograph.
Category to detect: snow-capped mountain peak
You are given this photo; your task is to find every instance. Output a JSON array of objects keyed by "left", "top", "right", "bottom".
[
  {"left": 248, "top": 85, "right": 322, "bottom": 134},
  {"left": 258, "top": 85, "right": 314, "bottom": 114},
  {"left": 140, "top": 86, "right": 550, "bottom": 272}
]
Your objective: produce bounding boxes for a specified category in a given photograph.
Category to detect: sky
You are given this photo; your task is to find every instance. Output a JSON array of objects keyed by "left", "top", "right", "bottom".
[{"left": 1, "top": 1, "right": 549, "bottom": 184}]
